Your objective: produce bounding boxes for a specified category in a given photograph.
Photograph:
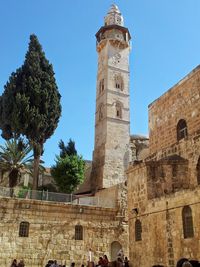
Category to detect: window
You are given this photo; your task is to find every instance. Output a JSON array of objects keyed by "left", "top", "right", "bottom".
[
  {"left": 116, "top": 102, "right": 122, "bottom": 119},
  {"left": 114, "top": 75, "right": 123, "bottom": 91},
  {"left": 135, "top": 219, "right": 142, "bottom": 241},
  {"left": 19, "top": 221, "right": 29, "bottom": 237},
  {"left": 75, "top": 225, "right": 83, "bottom": 240},
  {"left": 99, "top": 104, "right": 104, "bottom": 121},
  {"left": 177, "top": 119, "right": 188, "bottom": 141},
  {"left": 182, "top": 206, "right": 194, "bottom": 239},
  {"left": 99, "top": 79, "right": 104, "bottom": 94},
  {"left": 196, "top": 157, "right": 200, "bottom": 185}
]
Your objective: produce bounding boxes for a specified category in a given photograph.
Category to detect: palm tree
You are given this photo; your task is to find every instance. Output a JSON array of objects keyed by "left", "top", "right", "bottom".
[{"left": 0, "top": 138, "right": 33, "bottom": 191}]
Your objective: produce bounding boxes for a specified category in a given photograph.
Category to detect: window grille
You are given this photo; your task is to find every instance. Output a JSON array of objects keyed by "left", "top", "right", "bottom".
[
  {"left": 19, "top": 221, "right": 29, "bottom": 237},
  {"left": 182, "top": 206, "right": 194, "bottom": 239},
  {"left": 75, "top": 225, "right": 83, "bottom": 240},
  {"left": 135, "top": 219, "right": 142, "bottom": 241}
]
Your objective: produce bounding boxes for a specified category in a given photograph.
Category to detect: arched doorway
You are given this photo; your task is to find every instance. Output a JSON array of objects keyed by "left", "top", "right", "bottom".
[{"left": 111, "top": 241, "right": 122, "bottom": 261}]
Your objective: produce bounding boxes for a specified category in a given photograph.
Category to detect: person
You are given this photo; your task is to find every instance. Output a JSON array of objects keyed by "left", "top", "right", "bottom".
[
  {"left": 116, "top": 258, "right": 123, "bottom": 267},
  {"left": 10, "top": 259, "right": 17, "bottom": 267},
  {"left": 182, "top": 262, "right": 193, "bottom": 267},
  {"left": 18, "top": 260, "right": 25, "bottom": 267},
  {"left": 98, "top": 257, "right": 104, "bottom": 267},
  {"left": 124, "top": 257, "right": 129, "bottom": 267},
  {"left": 51, "top": 260, "right": 59, "bottom": 267},
  {"left": 87, "top": 248, "right": 94, "bottom": 267},
  {"left": 102, "top": 255, "right": 109, "bottom": 267},
  {"left": 46, "top": 260, "right": 53, "bottom": 267},
  {"left": 117, "top": 249, "right": 124, "bottom": 262}
]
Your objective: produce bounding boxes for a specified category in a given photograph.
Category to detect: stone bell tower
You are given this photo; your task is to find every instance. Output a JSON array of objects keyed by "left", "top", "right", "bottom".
[{"left": 91, "top": 4, "right": 131, "bottom": 191}]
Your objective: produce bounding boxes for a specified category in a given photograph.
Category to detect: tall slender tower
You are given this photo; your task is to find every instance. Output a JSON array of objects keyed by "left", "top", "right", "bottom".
[{"left": 91, "top": 5, "right": 131, "bottom": 191}]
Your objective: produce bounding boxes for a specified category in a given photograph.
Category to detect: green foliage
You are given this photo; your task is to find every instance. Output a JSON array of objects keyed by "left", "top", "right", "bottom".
[
  {"left": 0, "top": 34, "right": 61, "bottom": 189},
  {"left": 59, "top": 138, "right": 77, "bottom": 158},
  {"left": 0, "top": 138, "right": 32, "bottom": 187},
  {"left": 51, "top": 139, "right": 85, "bottom": 193},
  {"left": 17, "top": 186, "right": 30, "bottom": 198},
  {"left": 51, "top": 151, "right": 85, "bottom": 193}
]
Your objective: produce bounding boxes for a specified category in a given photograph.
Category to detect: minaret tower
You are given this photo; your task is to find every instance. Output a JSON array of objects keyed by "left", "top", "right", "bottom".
[{"left": 91, "top": 4, "right": 131, "bottom": 191}]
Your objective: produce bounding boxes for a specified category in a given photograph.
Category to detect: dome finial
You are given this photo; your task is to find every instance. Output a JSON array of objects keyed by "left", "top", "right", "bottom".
[{"left": 104, "top": 4, "right": 124, "bottom": 26}]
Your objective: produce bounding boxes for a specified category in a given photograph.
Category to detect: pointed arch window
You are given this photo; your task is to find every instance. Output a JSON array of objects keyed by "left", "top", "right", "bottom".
[
  {"left": 19, "top": 221, "right": 29, "bottom": 237},
  {"left": 114, "top": 75, "right": 124, "bottom": 91},
  {"left": 135, "top": 219, "right": 142, "bottom": 241},
  {"left": 116, "top": 102, "right": 122, "bottom": 119},
  {"left": 197, "top": 157, "right": 200, "bottom": 185},
  {"left": 75, "top": 225, "right": 83, "bottom": 240},
  {"left": 99, "top": 79, "right": 104, "bottom": 94},
  {"left": 182, "top": 206, "right": 194, "bottom": 239},
  {"left": 177, "top": 119, "right": 188, "bottom": 141}
]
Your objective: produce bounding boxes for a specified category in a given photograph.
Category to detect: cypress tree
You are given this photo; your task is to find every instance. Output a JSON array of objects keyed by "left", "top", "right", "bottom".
[{"left": 0, "top": 34, "right": 61, "bottom": 190}]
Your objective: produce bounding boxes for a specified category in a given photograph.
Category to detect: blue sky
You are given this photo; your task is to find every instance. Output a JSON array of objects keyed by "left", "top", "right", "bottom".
[{"left": 0, "top": 1, "right": 200, "bottom": 166}]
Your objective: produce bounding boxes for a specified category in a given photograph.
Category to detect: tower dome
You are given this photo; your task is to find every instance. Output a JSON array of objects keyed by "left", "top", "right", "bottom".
[{"left": 104, "top": 4, "right": 124, "bottom": 26}]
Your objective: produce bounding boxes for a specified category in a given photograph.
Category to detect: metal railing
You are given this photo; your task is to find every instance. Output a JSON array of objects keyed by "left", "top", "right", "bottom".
[{"left": 0, "top": 186, "right": 116, "bottom": 208}]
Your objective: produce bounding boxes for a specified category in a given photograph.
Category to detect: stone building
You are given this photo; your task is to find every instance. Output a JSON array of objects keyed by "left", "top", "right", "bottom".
[
  {"left": 0, "top": 5, "right": 140, "bottom": 267},
  {"left": 127, "top": 66, "right": 200, "bottom": 267}
]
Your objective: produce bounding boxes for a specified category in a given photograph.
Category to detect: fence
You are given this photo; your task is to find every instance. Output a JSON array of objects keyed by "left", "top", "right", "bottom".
[{"left": 0, "top": 186, "right": 116, "bottom": 208}]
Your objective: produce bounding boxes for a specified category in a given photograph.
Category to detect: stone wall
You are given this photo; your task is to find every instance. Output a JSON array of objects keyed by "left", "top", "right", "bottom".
[
  {"left": 127, "top": 65, "right": 200, "bottom": 267},
  {"left": 0, "top": 197, "right": 129, "bottom": 267},
  {"left": 149, "top": 65, "right": 200, "bottom": 155},
  {"left": 127, "top": 164, "right": 200, "bottom": 267}
]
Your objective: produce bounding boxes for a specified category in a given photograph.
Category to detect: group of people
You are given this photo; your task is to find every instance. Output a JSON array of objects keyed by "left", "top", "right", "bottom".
[
  {"left": 11, "top": 249, "right": 129, "bottom": 267},
  {"left": 45, "top": 260, "right": 67, "bottom": 267},
  {"left": 96, "top": 251, "right": 129, "bottom": 267},
  {"left": 97, "top": 255, "right": 109, "bottom": 267},
  {"left": 10, "top": 259, "right": 25, "bottom": 267}
]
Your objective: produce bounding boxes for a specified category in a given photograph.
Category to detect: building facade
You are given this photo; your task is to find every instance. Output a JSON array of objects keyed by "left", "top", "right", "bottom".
[
  {"left": 0, "top": 197, "right": 128, "bottom": 267},
  {"left": 127, "top": 66, "right": 200, "bottom": 267},
  {"left": 0, "top": 6, "right": 134, "bottom": 267}
]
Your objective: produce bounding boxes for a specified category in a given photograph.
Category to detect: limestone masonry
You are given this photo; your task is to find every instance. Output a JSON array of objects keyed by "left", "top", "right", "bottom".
[{"left": 1, "top": 4, "right": 200, "bottom": 267}]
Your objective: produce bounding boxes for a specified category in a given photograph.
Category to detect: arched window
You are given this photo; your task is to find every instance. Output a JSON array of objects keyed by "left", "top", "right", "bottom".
[
  {"left": 114, "top": 75, "right": 123, "bottom": 91},
  {"left": 135, "top": 219, "right": 142, "bottom": 241},
  {"left": 19, "top": 221, "right": 29, "bottom": 237},
  {"left": 75, "top": 225, "right": 83, "bottom": 240},
  {"left": 99, "top": 79, "right": 104, "bottom": 94},
  {"left": 182, "top": 206, "right": 194, "bottom": 239},
  {"left": 196, "top": 157, "right": 200, "bottom": 185},
  {"left": 177, "top": 119, "right": 188, "bottom": 141},
  {"left": 99, "top": 104, "right": 104, "bottom": 121},
  {"left": 116, "top": 102, "right": 122, "bottom": 119}
]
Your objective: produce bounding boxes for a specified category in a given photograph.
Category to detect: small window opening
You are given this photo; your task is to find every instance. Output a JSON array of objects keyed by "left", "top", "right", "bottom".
[
  {"left": 75, "top": 225, "right": 83, "bottom": 240},
  {"left": 135, "top": 219, "right": 142, "bottom": 241},
  {"left": 19, "top": 221, "right": 29, "bottom": 237},
  {"left": 177, "top": 119, "right": 188, "bottom": 141},
  {"left": 182, "top": 206, "right": 194, "bottom": 239}
]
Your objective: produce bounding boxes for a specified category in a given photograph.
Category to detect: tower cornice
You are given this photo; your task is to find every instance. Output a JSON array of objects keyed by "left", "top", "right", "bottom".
[{"left": 96, "top": 24, "right": 131, "bottom": 43}]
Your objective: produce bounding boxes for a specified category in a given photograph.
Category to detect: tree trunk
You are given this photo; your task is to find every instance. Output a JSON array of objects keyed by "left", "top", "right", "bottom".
[
  {"left": 9, "top": 169, "right": 19, "bottom": 197},
  {"left": 32, "top": 155, "right": 40, "bottom": 190},
  {"left": 32, "top": 144, "right": 42, "bottom": 191}
]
